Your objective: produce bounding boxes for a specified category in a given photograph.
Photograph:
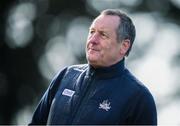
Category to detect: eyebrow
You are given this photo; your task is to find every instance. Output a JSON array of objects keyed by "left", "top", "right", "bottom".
[{"left": 89, "top": 27, "right": 110, "bottom": 33}]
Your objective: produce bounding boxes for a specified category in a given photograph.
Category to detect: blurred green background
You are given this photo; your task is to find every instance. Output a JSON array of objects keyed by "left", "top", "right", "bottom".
[{"left": 1, "top": 0, "right": 180, "bottom": 124}]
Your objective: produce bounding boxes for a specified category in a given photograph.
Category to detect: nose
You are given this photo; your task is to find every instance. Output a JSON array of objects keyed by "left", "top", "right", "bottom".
[{"left": 88, "top": 32, "right": 100, "bottom": 44}]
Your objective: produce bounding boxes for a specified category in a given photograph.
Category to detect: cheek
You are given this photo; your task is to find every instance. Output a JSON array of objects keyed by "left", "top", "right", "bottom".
[
  {"left": 102, "top": 43, "right": 113, "bottom": 52},
  {"left": 103, "top": 44, "right": 119, "bottom": 56},
  {"left": 86, "top": 41, "right": 90, "bottom": 49}
]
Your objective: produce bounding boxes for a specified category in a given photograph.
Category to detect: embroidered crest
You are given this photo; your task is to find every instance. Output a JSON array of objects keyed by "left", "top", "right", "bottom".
[{"left": 99, "top": 100, "right": 111, "bottom": 111}]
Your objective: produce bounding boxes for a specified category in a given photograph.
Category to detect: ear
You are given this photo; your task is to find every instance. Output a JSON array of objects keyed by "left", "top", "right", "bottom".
[{"left": 119, "top": 39, "right": 130, "bottom": 55}]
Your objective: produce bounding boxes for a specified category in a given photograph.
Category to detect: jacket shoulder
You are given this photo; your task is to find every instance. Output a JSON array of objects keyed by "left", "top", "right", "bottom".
[
  {"left": 49, "top": 64, "right": 88, "bottom": 89},
  {"left": 122, "top": 70, "right": 157, "bottom": 124},
  {"left": 55, "top": 64, "right": 88, "bottom": 81},
  {"left": 123, "top": 69, "right": 152, "bottom": 96},
  {"left": 67, "top": 64, "right": 89, "bottom": 72}
]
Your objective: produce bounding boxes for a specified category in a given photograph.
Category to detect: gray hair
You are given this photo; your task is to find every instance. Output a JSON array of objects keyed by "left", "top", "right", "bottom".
[{"left": 101, "top": 9, "right": 136, "bottom": 56}]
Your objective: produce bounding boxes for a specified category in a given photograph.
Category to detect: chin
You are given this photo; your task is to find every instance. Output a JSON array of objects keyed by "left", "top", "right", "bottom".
[
  {"left": 87, "top": 56, "right": 98, "bottom": 62},
  {"left": 88, "top": 59, "right": 96, "bottom": 64},
  {"left": 89, "top": 62, "right": 99, "bottom": 68},
  {"left": 87, "top": 58, "right": 97, "bottom": 64}
]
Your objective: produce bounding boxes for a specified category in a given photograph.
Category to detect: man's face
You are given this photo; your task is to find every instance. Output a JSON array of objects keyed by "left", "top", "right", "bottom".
[{"left": 86, "top": 15, "right": 124, "bottom": 68}]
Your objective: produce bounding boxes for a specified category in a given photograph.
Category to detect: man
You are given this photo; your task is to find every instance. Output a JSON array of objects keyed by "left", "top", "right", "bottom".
[{"left": 29, "top": 9, "right": 157, "bottom": 125}]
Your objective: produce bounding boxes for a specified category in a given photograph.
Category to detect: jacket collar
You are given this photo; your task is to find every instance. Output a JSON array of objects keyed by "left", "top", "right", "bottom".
[{"left": 87, "top": 58, "right": 126, "bottom": 79}]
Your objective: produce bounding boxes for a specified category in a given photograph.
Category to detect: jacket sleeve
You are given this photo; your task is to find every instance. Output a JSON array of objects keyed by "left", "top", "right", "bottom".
[
  {"left": 29, "top": 67, "right": 67, "bottom": 125},
  {"left": 128, "top": 89, "right": 157, "bottom": 125}
]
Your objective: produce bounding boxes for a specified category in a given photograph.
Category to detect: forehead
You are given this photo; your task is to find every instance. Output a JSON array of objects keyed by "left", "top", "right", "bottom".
[{"left": 91, "top": 14, "right": 120, "bottom": 30}]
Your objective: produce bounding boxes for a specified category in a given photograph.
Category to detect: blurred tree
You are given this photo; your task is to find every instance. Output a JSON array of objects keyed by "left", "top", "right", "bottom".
[{"left": 0, "top": 0, "right": 46, "bottom": 123}]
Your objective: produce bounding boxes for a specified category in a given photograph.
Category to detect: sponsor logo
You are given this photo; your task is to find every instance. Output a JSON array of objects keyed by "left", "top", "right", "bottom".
[{"left": 62, "top": 89, "right": 75, "bottom": 97}]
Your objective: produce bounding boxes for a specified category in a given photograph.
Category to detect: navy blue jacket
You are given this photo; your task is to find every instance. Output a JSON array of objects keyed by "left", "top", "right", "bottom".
[{"left": 29, "top": 59, "right": 157, "bottom": 125}]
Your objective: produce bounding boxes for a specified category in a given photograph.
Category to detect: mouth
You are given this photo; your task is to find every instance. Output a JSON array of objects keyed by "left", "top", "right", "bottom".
[{"left": 88, "top": 47, "right": 100, "bottom": 52}]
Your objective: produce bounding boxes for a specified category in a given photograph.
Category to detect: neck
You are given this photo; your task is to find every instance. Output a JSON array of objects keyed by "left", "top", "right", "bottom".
[{"left": 90, "top": 57, "right": 124, "bottom": 69}]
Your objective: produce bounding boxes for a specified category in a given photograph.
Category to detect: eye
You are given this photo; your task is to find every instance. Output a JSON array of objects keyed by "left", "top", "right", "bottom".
[
  {"left": 89, "top": 29, "right": 95, "bottom": 34},
  {"left": 101, "top": 32, "right": 106, "bottom": 37},
  {"left": 100, "top": 32, "right": 108, "bottom": 39}
]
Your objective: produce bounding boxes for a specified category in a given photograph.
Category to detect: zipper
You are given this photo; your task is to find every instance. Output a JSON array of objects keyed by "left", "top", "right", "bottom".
[{"left": 69, "top": 70, "right": 95, "bottom": 124}]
